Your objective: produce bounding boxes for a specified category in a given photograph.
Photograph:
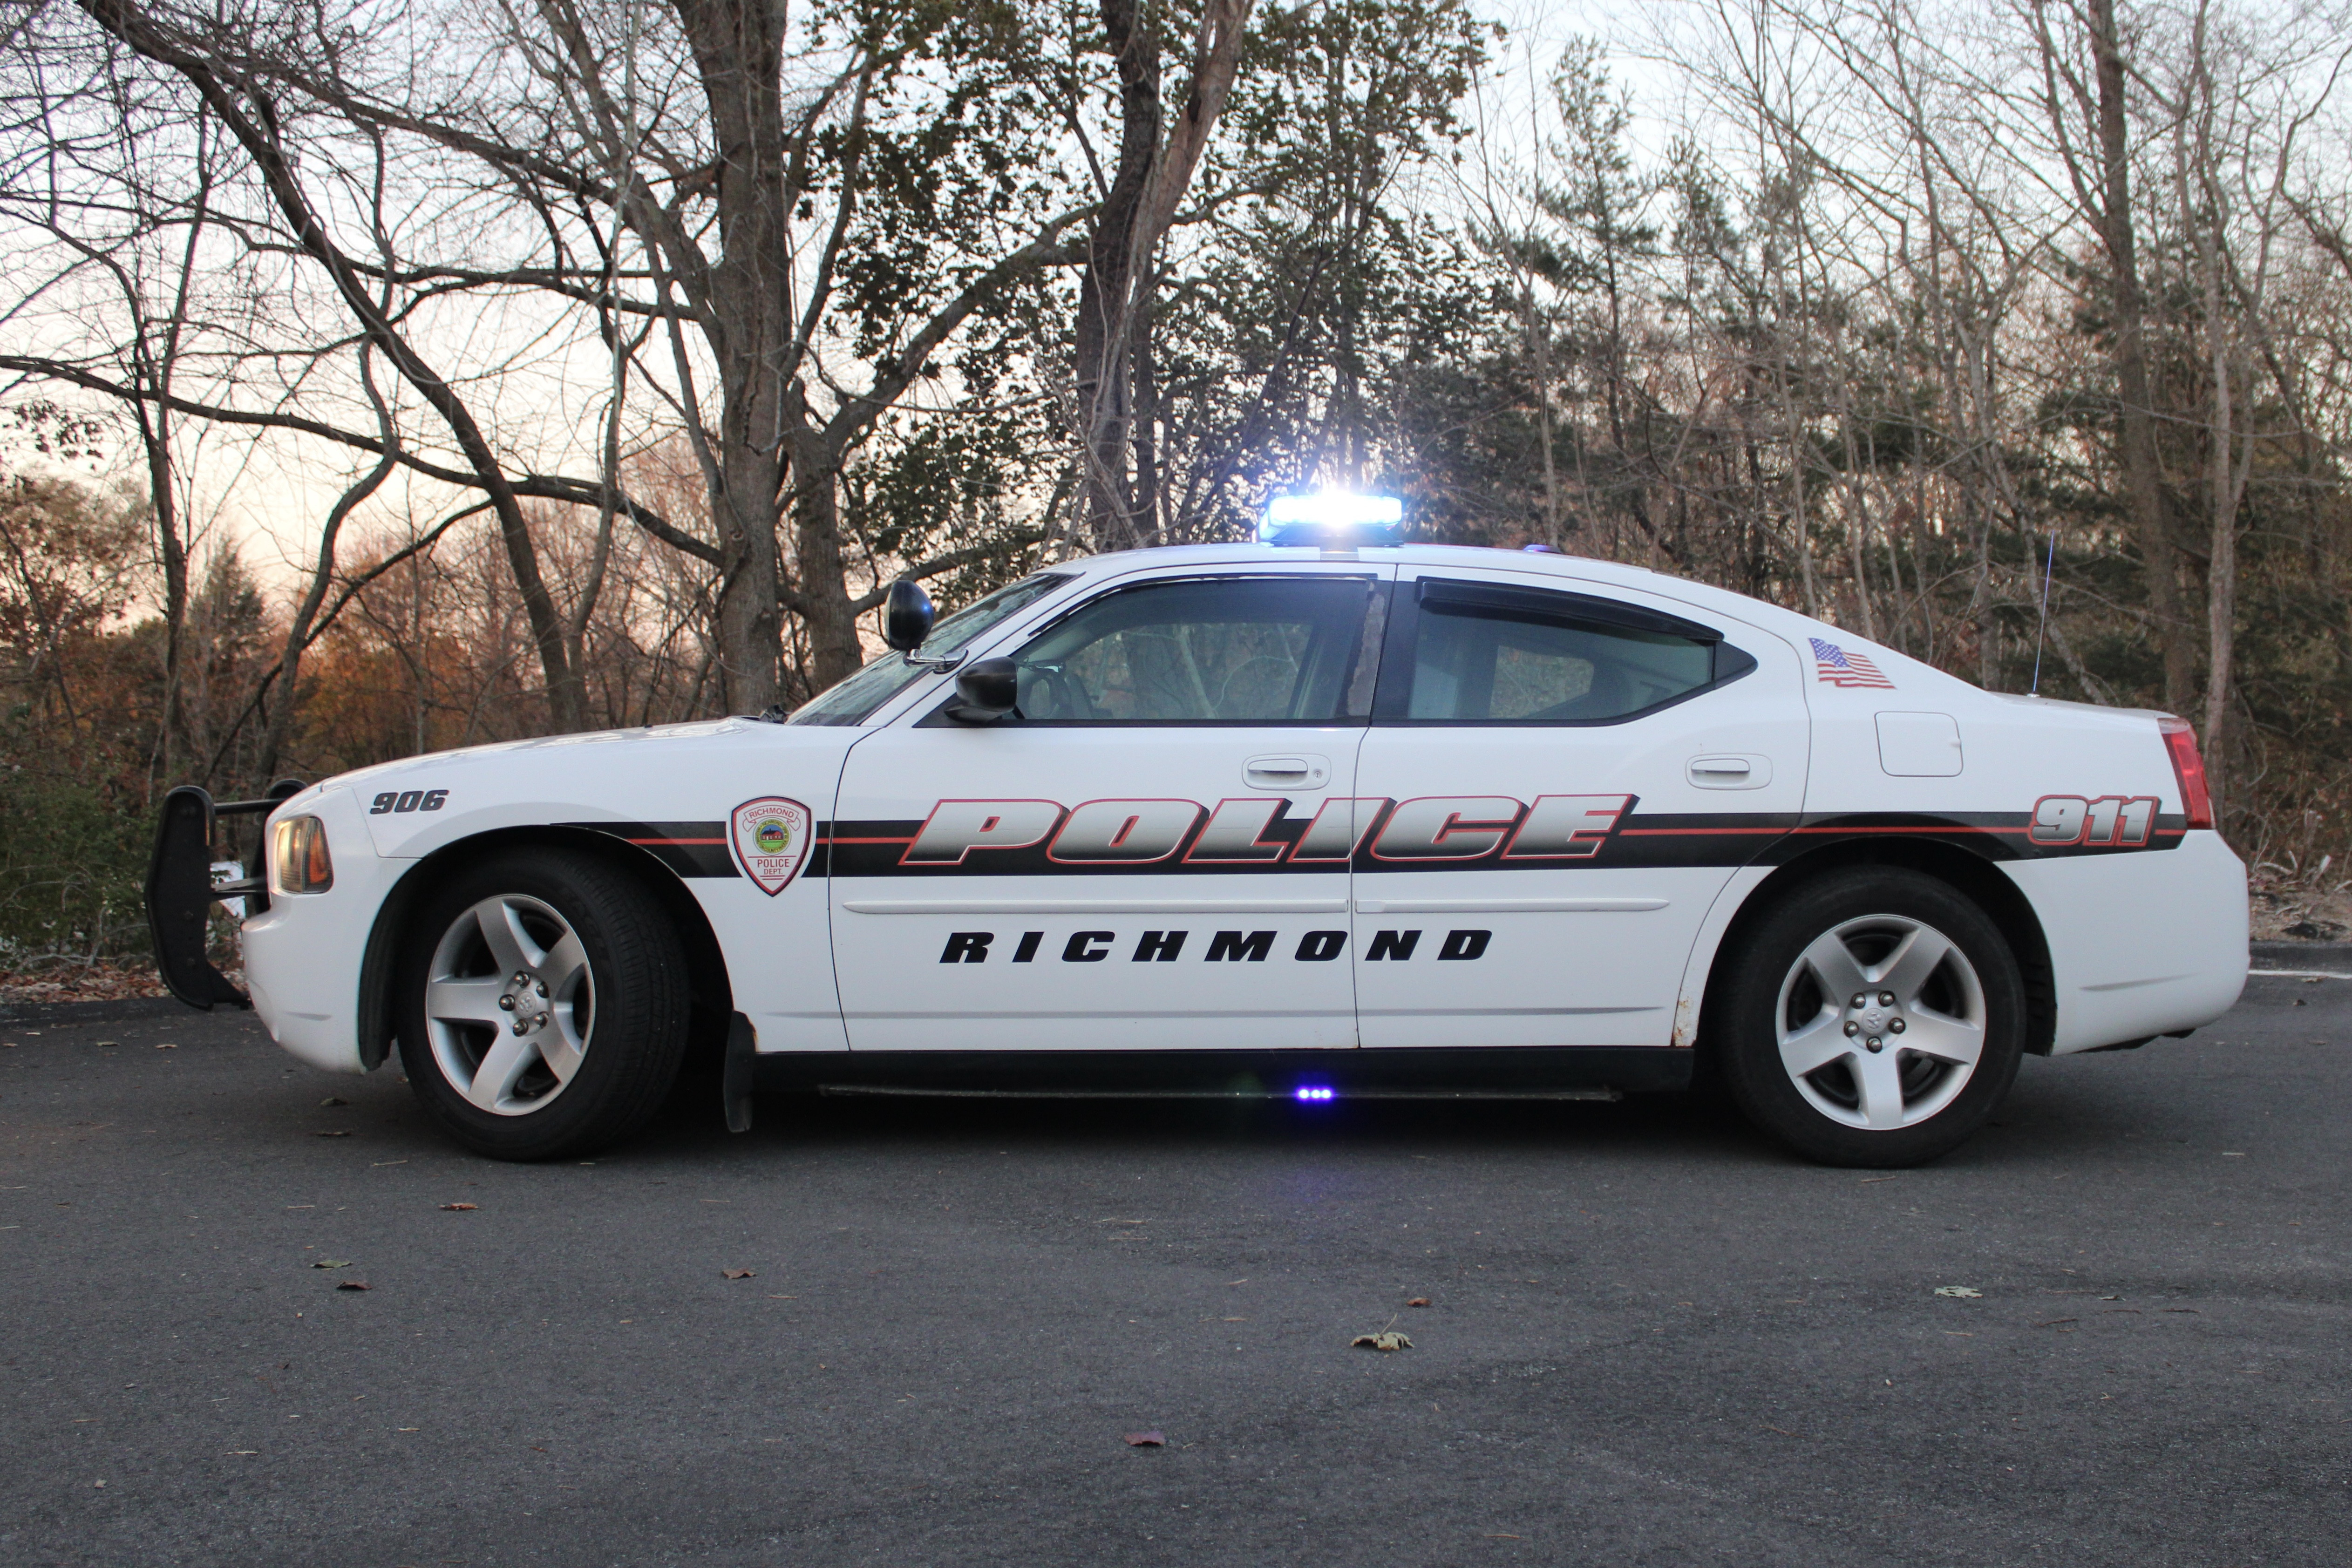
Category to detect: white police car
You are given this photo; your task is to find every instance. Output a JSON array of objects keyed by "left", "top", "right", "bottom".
[{"left": 146, "top": 501, "right": 2247, "bottom": 1166}]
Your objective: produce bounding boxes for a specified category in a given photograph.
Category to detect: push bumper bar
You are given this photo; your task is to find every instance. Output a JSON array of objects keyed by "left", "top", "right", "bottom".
[{"left": 144, "top": 781, "right": 302, "bottom": 1010}]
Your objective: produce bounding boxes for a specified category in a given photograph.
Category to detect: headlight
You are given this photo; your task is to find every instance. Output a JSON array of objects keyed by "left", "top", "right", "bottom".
[{"left": 271, "top": 816, "right": 334, "bottom": 895}]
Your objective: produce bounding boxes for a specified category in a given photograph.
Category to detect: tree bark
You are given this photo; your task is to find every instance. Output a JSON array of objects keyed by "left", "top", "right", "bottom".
[
  {"left": 1074, "top": 0, "right": 1163, "bottom": 550},
  {"left": 1075, "top": 0, "right": 1257, "bottom": 549},
  {"left": 2087, "top": 0, "right": 2195, "bottom": 711},
  {"left": 673, "top": 0, "right": 794, "bottom": 713}
]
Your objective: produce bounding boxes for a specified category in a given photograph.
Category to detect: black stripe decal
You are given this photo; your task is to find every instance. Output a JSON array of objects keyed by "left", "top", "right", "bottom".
[
  {"left": 557, "top": 809, "right": 2187, "bottom": 880},
  {"left": 812, "top": 808, "right": 2184, "bottom": 877},
  {"left": 563, "top": 821, "right": 741, "bottom": 878}
]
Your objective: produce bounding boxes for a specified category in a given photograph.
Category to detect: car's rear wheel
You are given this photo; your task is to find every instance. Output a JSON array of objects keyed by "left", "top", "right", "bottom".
[
  {"left": 1713, "top": 867, "right": 2025, "bottom": 1167},
  {"left": 394, "top": 847, "right": 690, "bottom": 1160}
]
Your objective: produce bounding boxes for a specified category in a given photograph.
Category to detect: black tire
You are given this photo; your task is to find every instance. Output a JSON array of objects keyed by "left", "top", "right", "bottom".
[
  {"left": 394, "top": 847, "right": 691, "bottom": 1161},
  {"left": 1711, "top": 866, "right": 2025, "bottom": 1168}
]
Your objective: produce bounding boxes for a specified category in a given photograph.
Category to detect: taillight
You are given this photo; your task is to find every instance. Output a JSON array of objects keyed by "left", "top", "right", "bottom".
[
  {"left": 2158, "top": 716, "right": 2214, "bottom": 831},
  {"left": 271, "top": 816, "right": 334, "bottom": 894}
]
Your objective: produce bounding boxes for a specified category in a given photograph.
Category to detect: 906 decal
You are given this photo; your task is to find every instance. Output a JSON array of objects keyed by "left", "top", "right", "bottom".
[
  {"left": 369, "top": 788, "right": 447, "bottom": 815},
  {"left": 2028, "top": 794, "right": 2159, "bottom": 847}
]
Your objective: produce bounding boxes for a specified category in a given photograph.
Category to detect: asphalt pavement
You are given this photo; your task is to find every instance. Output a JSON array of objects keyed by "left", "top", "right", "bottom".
[{"left": 1, "top": 967, "right": 2346, "bottom": 1568}]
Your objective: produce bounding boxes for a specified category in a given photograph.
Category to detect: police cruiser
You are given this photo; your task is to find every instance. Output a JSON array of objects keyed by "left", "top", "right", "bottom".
[{"left": 145, "top": 497, "right": 2247, "bottom": 1166}]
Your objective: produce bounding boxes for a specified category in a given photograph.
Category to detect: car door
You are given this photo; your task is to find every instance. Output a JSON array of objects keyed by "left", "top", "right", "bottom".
[
  {"left": 1350, "top": 567, "right": 1808, "bottom": 1048},
  {"left": 829, "top": 563, "right": 1390, "bottom": 1052}
]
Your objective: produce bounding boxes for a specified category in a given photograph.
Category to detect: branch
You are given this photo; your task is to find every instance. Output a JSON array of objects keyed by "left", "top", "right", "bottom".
[
  {"left": 0, "top": 353, "right": 721, "bottom": 566},
  {"left": 819, "top": 210, "right": 1091, "bottom": 453}
]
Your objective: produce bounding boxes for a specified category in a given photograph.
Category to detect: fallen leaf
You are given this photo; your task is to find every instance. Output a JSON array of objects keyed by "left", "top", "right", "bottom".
[
  {"left": 2037, "top": 1317, "right": 2079, "bottom": 1327},
  {"left": 155, "top": 1043, "right": 177, "bottom": 1050},
  {"left": 313, "top": 1130, "right": 353, "bottom": 1139},
  {"left": 1122, "top": 1431, "right": 1166, "bottom": 1447},
  {"left": 1406, "top": 1297, "right": 1431, "bottom": 1308},
  {"left": 225, "top": 1450, "right": 258, "bottom": 1455},
  {"left": 722, "top": 1268, "right": 756, "bottom": 1280},
  {"left": 311, "top": 1259, "right": 352, "bottom": 1269},
  {"left": 439, "top": 1203, "right": 478, "bottom": 1211},
  {"left": 336, "top": 1281, "right": 370, "bottom": 1291},
  {"left": 321, "top": 1097, "right": 349, "bottom": 1107},
  {"left": 1933, "top": 1285, "right": 1983, "bottom": 1298},
  {"left": 1351, "top": 1331, "right": 1412, "bottom": 1351}
]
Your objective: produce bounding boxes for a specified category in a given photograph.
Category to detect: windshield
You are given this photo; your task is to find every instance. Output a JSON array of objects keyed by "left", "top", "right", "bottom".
[{"left": 788, "top": 574, "right": 1073, "bottom": 726}]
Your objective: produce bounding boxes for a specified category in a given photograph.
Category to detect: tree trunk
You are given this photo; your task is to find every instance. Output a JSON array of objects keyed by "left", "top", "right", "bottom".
[
  {"left": 1074, "top": 0, "right": 1162, "bottom": 550},
  {"left": 1074, "top": 0, "right": 1256, "bottom": 550},
  {"left": 2087, "top": 0, "right": 2194, "bottom": 711},
  {"left": 675, "top": 0, "right": 795, "bottom": 713},
  {"left": 788, "top": 412, "right": 863, "bottom": 692}
]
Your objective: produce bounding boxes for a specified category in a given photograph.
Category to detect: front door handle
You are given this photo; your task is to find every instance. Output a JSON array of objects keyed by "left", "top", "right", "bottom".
[{"left": 1244, "top": 754, "right": 1331, "bottom": 790}]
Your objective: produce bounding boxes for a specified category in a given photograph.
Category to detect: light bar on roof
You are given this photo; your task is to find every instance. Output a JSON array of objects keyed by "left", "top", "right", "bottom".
[{"left": 1259, "top": 492, "right": 1404, "bottom": 546}]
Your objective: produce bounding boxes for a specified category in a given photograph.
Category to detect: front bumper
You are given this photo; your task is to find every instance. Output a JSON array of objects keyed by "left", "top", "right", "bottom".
[{"left": 238, "top": 786, "right": 392, "bottom": 1074}]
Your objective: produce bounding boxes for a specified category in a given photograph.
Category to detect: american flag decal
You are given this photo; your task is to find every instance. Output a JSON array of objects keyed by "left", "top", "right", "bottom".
[{"left": 1809, "top": 637, "right": 1896, "bottom": 689}]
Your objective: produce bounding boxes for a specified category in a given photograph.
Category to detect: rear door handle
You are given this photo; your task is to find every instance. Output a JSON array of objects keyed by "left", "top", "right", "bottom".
[
  {"left": 1688, "top": 754, "right": 1769, "bottom": 789},
  {"left": 1244, "top": 754, "right": 1331, "bottom": 790}
]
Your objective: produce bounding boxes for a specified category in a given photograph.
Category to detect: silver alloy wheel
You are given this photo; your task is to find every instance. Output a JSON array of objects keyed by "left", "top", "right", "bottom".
[
  {"left": 1774, "top": 913, "right": 1986, "bottom": 1131},
  {"left": 422, "top": 893, "right": 595, "bottom": 1116}
]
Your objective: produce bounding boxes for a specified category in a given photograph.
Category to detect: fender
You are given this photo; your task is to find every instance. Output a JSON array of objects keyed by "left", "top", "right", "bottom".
[
  {"left": 352, "top": 825, "right": 738, "bottom": 1072},
  {"left": 1674, "top": 834, "right": 2059, "bottom": 1059}
]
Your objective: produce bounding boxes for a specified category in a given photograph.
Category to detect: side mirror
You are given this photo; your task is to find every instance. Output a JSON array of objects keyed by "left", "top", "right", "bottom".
[
  {"left": 883, "top": 579, "right": 935, "bottom": 652},
  {"left": 945, "top": 657, "right": 1019, "bottom": 724}
]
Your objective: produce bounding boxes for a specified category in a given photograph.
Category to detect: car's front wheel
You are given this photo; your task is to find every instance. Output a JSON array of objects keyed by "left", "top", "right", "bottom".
[
  {"left": 1713, "top": 867, "right": 2025, "bottom": 1167},
  {"left": 394, "top": 847, "right": 691, "bottom": 1160}
]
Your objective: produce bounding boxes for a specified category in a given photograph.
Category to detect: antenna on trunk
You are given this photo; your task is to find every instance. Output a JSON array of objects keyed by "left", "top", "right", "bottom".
[{"left": 2029, "top": 528, "right": 2058, "bottom": 696}]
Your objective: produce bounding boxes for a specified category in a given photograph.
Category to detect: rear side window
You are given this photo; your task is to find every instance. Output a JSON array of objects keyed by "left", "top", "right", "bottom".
[
  {"left": 1381, "top": 578, "right": 1750, "bottom": 725},
  {"left": 1002, "top": 575, "right": 1375, "bottom": 725}
]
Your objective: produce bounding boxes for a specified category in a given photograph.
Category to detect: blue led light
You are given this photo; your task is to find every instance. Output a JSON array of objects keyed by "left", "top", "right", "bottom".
[
  {"left": 1294, "top": 1085, "right": 1336, "bottom": 1102},
  {"left": 1259, "top": 493, "right": 1404, "bottom": 547}
]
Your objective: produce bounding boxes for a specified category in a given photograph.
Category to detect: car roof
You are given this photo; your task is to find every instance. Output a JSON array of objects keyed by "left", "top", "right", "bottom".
[{"left": 1058, "top": 541, "right": 1672, "bottom": 595}]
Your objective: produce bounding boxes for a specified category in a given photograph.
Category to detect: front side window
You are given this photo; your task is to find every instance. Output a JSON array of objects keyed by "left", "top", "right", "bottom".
[
  {"left": 1001, "top": 575, "right": 1375, "bottom": 724},
  {"left": 790, "top": 574, "right": 1071, "bottom": 726},
  {"left": 1387, "top": 579, "right": 1745, "bottom": 724}
]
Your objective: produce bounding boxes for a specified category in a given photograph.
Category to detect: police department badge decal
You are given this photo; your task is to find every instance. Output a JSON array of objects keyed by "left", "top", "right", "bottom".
[{"left": 728, "top": 797, "right": 813, "bottom": 896}]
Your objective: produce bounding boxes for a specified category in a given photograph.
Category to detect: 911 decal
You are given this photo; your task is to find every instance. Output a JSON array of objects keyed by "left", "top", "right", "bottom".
[{"left": 2028, "top": 794, "right": 2159, "bottom": 848}]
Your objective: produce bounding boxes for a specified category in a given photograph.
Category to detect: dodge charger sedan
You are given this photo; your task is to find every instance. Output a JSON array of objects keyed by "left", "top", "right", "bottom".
[{"left": 147, "top": 512, "right": 2247, "bottom": 1166}]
